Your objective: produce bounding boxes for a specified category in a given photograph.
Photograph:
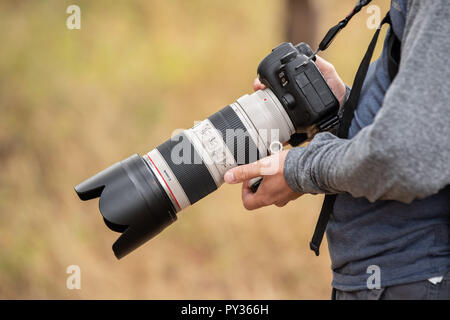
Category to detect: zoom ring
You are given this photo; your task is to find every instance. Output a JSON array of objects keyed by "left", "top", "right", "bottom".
[
  {"left": 157, "top": 132, "right": 217, "bottom": 205},
  {"left": 208, "top": 105, "right": 260, "bottom": 165}
]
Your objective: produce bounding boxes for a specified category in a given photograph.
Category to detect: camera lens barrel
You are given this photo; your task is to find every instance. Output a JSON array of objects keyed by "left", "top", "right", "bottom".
[{"left": 75, "top": 89, "right": 294, "bottom": 258}]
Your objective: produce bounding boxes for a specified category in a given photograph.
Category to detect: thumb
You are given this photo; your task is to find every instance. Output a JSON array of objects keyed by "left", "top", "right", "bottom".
[{"left": 224, "top": 162, "right": 263, "bottom": 184}]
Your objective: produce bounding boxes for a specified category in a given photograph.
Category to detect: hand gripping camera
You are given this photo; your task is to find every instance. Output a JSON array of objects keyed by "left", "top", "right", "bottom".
[{"left": 75, "top": 42, "right": 339, "bottom": 259}]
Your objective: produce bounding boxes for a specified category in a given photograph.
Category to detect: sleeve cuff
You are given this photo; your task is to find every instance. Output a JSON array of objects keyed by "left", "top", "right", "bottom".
[{"left": 283, "top": 146, "right": 323, "bottom": 195}]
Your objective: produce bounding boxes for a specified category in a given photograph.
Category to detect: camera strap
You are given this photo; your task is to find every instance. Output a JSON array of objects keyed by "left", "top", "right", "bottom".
[
  {"left": 310, "top": 11, "right": 399, "bottom": 256},
  {"left": 306, "top": 0, "right": 373, "bottom": 61}
]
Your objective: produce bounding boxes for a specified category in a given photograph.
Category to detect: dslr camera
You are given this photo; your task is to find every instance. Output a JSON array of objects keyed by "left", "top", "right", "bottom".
[{"left": 75, "top": 42, "right": 340, "bottom": 259}]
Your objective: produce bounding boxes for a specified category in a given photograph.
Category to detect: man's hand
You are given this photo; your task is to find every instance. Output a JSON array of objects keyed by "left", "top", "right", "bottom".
[
  {"left": 224, "top": 150, "right": 302, "bottom": 210},
  {"left": 254, "top": 55, "right": 347, "bottom": 106},
  {"left": 230, "top": 56, "right": 343, "bottom": 211}
]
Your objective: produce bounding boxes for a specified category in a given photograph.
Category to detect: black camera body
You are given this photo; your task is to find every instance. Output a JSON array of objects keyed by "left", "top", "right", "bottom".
[{"left": 258, "top": 42, "right": 340, "bottom": 136}]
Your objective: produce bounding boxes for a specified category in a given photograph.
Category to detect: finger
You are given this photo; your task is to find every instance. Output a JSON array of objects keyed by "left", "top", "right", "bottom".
[
  {"left": 253, "top": 78, "right": 266, "bottom": 91},
  {"left": 224, "top": 161, "right": 263, "bottom": 184},
  {"left": 275, "top": 201, "right": 287, "bottom": 208},
  {"left": 276, "top": 193, "right": 303, "bottom": 207},
  {"left": 315, "top": 55, "right": 334, "bottom": 75},
  {"left": 241, "top": 182, "right": 267, "bottom": 210}
]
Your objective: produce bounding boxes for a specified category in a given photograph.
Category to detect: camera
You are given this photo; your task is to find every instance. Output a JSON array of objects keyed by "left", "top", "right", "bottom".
[{"left": 74, "top": 42, "right": 339, "bottom": 259}]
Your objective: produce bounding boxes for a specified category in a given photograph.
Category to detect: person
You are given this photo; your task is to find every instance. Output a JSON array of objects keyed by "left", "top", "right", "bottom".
[{"left": 224, "top": 0, "right": 450, "bottom": 300}]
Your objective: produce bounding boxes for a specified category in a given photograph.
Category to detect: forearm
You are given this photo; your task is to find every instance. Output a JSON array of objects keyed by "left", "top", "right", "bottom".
[
  {"left": 284, "top": 129, "right": 422, "bottom": 203},
  {"left": 284, "top": 1, "right": 450, "bottom": 204}
]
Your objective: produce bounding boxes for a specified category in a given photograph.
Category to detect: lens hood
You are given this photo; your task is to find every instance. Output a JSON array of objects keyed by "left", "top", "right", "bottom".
[{"left": 74, "top": 154, "right": 177, "bottom": 259}]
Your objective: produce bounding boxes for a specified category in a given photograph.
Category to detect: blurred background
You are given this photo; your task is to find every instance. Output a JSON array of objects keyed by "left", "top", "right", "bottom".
[{"left": 0, "top": 0, "right": 389, "bottom": 299}]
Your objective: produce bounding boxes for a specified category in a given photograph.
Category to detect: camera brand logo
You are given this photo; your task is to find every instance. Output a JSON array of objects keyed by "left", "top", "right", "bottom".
[
  {"left": 366, "top": 265, "right": 381, "bottom": 289},
  {"left": 66, "top": 265, "right": 81, "bottom": 290},
  {"left": 66, "top": 5, "right": 81, "bottom": 30}
]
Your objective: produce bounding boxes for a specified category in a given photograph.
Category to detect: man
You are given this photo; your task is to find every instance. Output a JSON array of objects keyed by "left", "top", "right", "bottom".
[{"left": 224, "top": 0, "right": 450, "bottom": 300}]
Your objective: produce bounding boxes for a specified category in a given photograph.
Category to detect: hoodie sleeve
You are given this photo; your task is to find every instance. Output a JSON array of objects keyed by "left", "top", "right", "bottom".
[{"left": 283, "top": 1, "right": 450, "bottom": 203}]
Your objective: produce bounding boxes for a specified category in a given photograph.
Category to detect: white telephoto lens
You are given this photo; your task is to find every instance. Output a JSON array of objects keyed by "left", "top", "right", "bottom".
[{"left": 143, "top": 88, "right": 295, "bottom": 212}]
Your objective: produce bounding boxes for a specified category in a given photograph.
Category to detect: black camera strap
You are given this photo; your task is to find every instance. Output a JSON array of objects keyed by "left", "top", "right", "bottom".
[
  {"left": 337, "top": 12, "right": 392, "bottom": 139},
  {"left": 309, "top": 12, "right": 398, "bottom": 256},
  {"left": 313, "top": 0, "right": 374, "bottom": 56}
]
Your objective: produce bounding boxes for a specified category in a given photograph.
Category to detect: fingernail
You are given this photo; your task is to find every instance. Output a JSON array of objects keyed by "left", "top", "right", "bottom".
[{"left": 224, "top": 171, "right": 234, "bottom": 183}]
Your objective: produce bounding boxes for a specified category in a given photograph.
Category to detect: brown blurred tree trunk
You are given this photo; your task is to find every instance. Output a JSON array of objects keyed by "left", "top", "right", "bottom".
[{"left": 285, "top": 0, "right": 318, "bottom": 47}]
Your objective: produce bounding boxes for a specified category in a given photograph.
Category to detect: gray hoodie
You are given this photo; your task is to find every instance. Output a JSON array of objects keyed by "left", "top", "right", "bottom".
[{"left": 284, "top": 0, "right": 450, "bottom": 290}]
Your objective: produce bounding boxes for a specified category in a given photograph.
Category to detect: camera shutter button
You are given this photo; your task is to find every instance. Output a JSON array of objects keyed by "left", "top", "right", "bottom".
[{"left": 280, "top": 51, "right": 297, "bottom": 65}]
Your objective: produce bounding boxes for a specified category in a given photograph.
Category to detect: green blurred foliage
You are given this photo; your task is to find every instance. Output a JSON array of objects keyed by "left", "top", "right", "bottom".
[{"left": 0, "top": 0, "right": 389, "bottom": 298}]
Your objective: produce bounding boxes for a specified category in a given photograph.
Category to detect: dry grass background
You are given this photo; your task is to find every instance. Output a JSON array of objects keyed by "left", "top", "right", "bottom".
[{"left": 0, "top": 0, "right": 389, "bottom": 299}]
